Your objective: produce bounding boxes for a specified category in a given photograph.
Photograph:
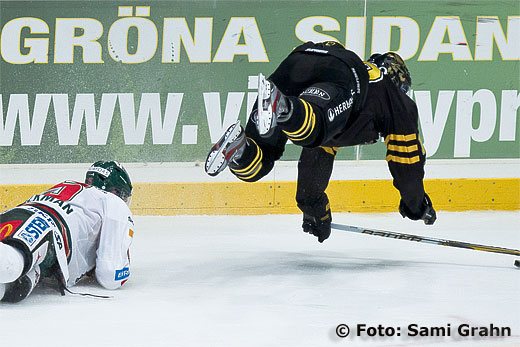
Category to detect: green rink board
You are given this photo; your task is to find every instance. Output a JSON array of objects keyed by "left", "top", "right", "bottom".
[{"left": 0, "top": 0, "right": 519, "bottom": 164}]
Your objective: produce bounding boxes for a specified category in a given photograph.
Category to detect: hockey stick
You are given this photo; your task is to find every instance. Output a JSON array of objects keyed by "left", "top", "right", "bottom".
[{"left": 331, "top": 223, "right": 520, "bottom": 267}]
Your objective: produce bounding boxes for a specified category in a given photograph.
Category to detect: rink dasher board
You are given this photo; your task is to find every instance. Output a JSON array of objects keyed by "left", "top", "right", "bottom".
[{"left": 1, "top": 178, "right": 518, "bottom": 215}]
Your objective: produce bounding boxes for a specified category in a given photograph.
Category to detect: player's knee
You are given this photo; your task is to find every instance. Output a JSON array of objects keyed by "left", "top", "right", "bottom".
[
  {"left": 0, "top": 243, "right": 25, "bottom": 283},
  {"left": 95, "top": 264, "right": 127, "bottom": 290}
]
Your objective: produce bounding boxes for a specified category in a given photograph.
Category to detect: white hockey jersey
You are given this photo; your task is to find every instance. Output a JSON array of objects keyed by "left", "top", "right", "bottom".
[{"left": 23, "top": 180, "right": 134, "bottom": 289}]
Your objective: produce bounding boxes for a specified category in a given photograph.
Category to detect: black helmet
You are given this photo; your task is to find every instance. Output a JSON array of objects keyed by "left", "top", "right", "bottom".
[
  {"left": 85, "top": 161, "right": 133, "bottom": 205},
  {"left": 367, "top": 52, "right": 412, "bottom": 95}
]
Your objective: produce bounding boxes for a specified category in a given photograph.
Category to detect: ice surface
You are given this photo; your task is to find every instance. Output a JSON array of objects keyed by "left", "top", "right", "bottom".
[{"left": 1, "top": 211, "right": 519, "bottom": 347}]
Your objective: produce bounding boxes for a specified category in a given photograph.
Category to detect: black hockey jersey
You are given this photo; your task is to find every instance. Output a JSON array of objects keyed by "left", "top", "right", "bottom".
[{"left": 242, "top": 42, "right": 427, "bottom": 215}]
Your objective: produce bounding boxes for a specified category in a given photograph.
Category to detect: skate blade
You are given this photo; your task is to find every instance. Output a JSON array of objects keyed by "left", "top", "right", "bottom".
[
  {"left": 205, "top": 120, "right": 241, "bottom": 176},
  {"left": 257, "top": 73, "right": 273, "bottom": 136}
]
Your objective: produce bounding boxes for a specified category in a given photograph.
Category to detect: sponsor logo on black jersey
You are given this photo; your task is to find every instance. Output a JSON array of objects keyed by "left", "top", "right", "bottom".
[
  {"left": 327, "top": 96, "right": 354, "bottom": 122},
  {"left": 305, "top": 48, "right": 329, "bottom": 54},
  {"left": 300, "top": 87, "right": 331, "bottom": 100},
  {"left": 351, "top": 68, "right": 361, "bottom": 94}
]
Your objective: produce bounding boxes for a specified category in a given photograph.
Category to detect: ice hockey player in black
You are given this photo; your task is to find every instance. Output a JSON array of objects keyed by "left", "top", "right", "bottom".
[{"left": 205, "top": 41, "right": 436, "bottom": 243}]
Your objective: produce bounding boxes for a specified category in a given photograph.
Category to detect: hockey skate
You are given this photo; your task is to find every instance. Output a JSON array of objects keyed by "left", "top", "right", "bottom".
[
  {"left": 205, "top": 120, "right": 246, "bottom": 176},
  {"left": 256, "top": 73, "right": 291, "bottom": 136}
]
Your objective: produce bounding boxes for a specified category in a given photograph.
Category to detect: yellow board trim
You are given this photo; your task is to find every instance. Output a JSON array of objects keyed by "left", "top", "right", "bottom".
[{"left": 1, "top": 178, "right": 518, "bottom": 215}]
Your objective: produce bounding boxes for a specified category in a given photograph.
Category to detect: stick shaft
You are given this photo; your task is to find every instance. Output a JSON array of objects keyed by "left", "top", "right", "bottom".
[{"left": 331, "top": 223, "right": 520, "bottom": 257}]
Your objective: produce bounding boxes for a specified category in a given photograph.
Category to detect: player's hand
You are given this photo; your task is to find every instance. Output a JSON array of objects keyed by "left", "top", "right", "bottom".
[
  {"left": 302, "top": 211, "right": 331, "bottom": 243},
  {"left": 399, "top": 194, "right": 436, "bottom": 225}
]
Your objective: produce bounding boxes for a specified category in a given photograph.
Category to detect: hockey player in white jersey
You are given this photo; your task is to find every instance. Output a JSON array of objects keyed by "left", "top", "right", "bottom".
[{"left": 0, "top": 161, "right": 134, "bottom": 303}]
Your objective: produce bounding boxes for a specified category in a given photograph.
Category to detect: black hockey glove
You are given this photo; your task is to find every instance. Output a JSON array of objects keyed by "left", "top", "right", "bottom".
[
  {"left": 302, "top": 210, "right": 331, "bottom": 243},
  {"left": 399, "top": 194, "right": 437, "bottom": 225}
]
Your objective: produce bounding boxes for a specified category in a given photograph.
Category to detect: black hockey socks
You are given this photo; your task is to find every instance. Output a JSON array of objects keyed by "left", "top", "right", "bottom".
[
  {"left": 229, "top": 138, "right": 264, "bottom": 182},
  {"left": 280, "top": 98, "right": 321, "bottom": 147}
]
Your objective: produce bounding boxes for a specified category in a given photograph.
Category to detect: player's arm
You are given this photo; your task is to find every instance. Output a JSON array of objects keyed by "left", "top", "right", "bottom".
[
  {"left": 94, "top": 198, "right": 134, "bottom": 289},
  {"left": 385, "top": 131, "right": 436, "bottom": 225},
  {"left": 365, "top": 54, "right": 435, "bottom": 224}
]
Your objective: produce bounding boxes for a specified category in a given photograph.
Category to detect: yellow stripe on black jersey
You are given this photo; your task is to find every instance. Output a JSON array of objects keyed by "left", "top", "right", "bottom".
[
  {"left": 320, "top": 146, "right": 339, "bottom": 156},
  {"left": 283, "top": 99, "right": 316, "bottom": 142},
  {"left": 385, "top": 133, "right": 422, "bottom": 164},
  {"left": 386, "top": 154, "right": 420, "bottom": 164},
  {"left": 387, "top": 144, "right": 418, "bottom": 153},
  {"left": 385, "top": 133, "right": 417, "bottom": 144},
  {"left": 364, "top": 62, "right": 383, "bottom": 83},
  {"left": 231, "top": 138, "right": 263, "bottom": 181}
]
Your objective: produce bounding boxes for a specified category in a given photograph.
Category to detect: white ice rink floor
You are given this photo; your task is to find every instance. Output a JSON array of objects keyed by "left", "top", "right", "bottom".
[{"left": 1, "top": 211, "right": 519, "bottom": 347}]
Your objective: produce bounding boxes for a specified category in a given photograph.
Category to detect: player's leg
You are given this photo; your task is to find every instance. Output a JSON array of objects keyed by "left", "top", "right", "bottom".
[
  {"left": 0, "top": 243, "right": 25, "bottom": 283},
  {"left": 1, "top": 265, "right": 41, "bottom": 303},
  {"left": 228, "top": 132, "right": 266, "bottom": 182},
  {"left": 0, "top": 208, "right": 54, "bottom": 302},
  {"left": 256, "top": 73, "right": 293, "bottom": 136},
  {"left": 296, "top": 146, "right": 337, "bottom": 242},
  {"left": 0, "top": 240, "right": 40, "bottom": 303},
  {"left": 205, "top": 109, "right": 288, "bottom": 182},
  {"left": 225, "top": 114, "right": 288, "bottom": 182},
  {"left": 256, "top": 77, "right": 359, "bottom": 149}
]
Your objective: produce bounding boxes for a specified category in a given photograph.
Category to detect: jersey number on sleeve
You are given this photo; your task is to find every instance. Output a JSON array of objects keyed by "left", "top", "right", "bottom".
[{"left": 44, "top": 181, "right": 88, "bottom": 202}]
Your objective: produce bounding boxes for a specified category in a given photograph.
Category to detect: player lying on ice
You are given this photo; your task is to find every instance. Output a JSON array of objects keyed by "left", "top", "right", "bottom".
[
  {"left": 206, "top": 41, "right": 436, "bottom": 243},
  {"left": 0, "top": 161, "right": 134, "bottom": 303}
]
